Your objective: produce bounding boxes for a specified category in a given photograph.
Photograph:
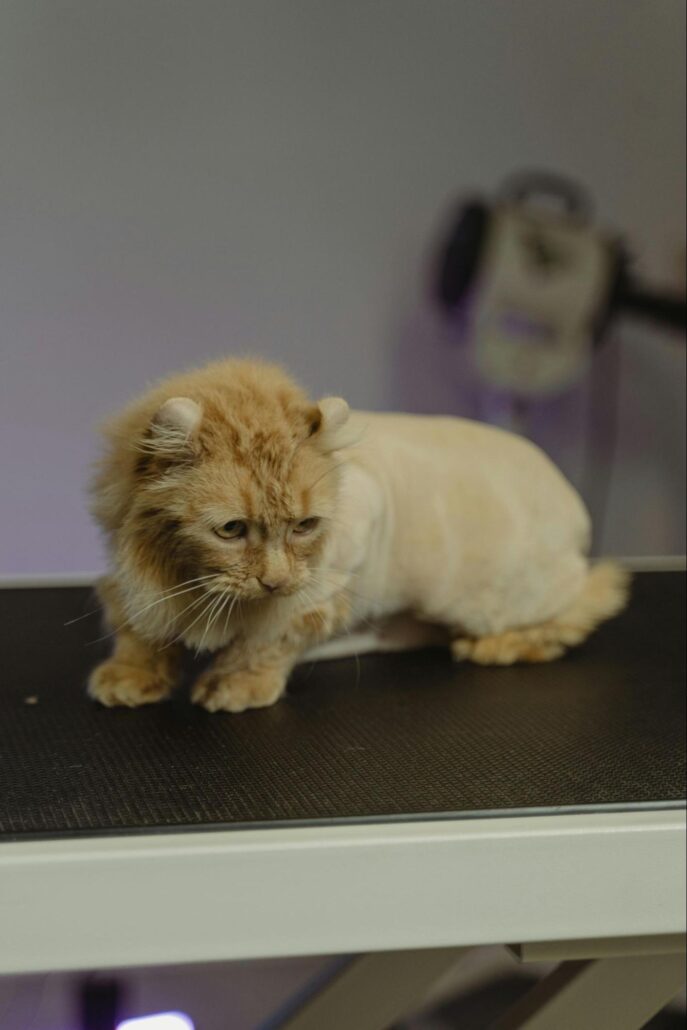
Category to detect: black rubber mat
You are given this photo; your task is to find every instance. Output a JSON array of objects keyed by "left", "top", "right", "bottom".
[{"left": 0, "top": 572, "right": 684, "bottom": 840}]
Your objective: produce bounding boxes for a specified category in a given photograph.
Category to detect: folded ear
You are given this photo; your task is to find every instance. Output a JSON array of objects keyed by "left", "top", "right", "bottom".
[
  {"left": 317, "top": 397, "right": 349, "bottom": 431},
  {"left": 308, "top": 396, "right": 351, "bottom": 452},
  {"left": 146, "top": 396, "right": 203, "bottom": 456}
]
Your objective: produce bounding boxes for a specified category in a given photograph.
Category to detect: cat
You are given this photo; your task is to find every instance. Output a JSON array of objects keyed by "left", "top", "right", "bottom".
[{"left": 88, "top": 358, "right": 629, "bottom": 712}]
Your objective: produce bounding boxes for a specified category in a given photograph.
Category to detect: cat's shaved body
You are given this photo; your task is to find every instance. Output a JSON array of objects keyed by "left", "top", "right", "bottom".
[{"left": 89, "top": 359, "right": 628, "bottom": 711}]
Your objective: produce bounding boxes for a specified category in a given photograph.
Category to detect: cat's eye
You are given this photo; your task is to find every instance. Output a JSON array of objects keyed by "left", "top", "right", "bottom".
[
  {"left": 215, "top": 520, "right": 248, "bottom": 540},
  {"left": 293, "top": 517, "right": 320, "bottom": 535}
]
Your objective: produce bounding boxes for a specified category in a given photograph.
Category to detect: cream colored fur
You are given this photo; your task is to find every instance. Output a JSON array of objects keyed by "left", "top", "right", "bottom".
[
  {"left": 312, "top": 413, "right": 628, "bottom": 658},
  {"left": 88, "top": 359, "right": 629, "bottom": 712}
]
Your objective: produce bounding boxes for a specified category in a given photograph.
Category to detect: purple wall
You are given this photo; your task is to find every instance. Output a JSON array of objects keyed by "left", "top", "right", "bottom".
[{"left": 1, "top": 1, "right": 685, "bottom": 574}]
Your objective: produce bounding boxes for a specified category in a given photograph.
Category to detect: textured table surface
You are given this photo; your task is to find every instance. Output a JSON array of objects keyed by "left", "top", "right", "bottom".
[{"left": 0, "top": 572, "right": 684, "bottom": 840}]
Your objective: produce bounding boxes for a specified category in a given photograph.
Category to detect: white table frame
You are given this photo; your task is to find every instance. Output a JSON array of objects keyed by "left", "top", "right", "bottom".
[{"left": 1, "top": 808, "right": 684, "bottom": 976}]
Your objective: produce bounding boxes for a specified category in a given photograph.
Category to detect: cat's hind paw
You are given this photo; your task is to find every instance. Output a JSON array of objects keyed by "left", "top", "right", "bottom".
[
  {"left": 451, "top": 632, "right": 564, "bottom": 665},
  {"left": 88, "top": 660, "right": 172, "bottom": 707}
]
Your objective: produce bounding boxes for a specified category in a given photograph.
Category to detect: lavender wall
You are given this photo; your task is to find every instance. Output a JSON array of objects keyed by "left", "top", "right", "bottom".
[{"left": 1, "top": 1, "right": 685, "bottom": 574}]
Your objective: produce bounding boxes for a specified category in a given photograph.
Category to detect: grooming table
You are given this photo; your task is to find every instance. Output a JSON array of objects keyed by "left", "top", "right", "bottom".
[{"left": 1, "top": 570, "right": 685, "bottom": 1028}]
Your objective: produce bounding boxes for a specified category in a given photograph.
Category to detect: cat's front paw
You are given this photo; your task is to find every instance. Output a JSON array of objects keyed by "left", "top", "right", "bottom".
[
  {"left": 88, "top": 660, "right": 172, "bottom": 707},
  {"left": 191, "top": 666, "right": 287, "bottom": 713}
]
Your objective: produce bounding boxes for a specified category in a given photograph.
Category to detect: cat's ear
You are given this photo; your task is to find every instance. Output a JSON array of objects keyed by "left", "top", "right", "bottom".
[
  {"left": 308, "top": 396, "right": 351, "bottom": 452},
  {"left": 146, "top": 396, "right": 202, "bottom": 456}
]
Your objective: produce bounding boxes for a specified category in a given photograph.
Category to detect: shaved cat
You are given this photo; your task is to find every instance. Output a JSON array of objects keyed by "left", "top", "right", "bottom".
[{"left": 89, "top": 359, "right": 628, "bottom": 712}]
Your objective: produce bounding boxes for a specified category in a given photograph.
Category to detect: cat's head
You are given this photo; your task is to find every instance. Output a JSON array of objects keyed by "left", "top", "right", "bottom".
[{"left": 94, "top": 362, "right": 351, "bottom": 642}]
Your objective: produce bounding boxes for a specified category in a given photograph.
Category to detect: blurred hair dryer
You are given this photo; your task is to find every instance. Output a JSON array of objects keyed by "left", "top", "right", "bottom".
[{"left": 435, "top": 171, "right": 685, "bottom": 398}]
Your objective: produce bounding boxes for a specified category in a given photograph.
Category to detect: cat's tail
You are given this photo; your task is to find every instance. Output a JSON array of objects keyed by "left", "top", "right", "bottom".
[{"left": 551, "top": 560, "right": 631, "bottom": 648}]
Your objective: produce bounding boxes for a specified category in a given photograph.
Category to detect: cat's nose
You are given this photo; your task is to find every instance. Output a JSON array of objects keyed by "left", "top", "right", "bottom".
[{"left": 258, "top": 578, "right": 285, "bottom": 594}]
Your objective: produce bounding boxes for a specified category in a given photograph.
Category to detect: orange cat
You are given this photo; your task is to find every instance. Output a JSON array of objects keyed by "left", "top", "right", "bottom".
[{"left": 89, "top": 358, "right": 628, "bottom": 712}]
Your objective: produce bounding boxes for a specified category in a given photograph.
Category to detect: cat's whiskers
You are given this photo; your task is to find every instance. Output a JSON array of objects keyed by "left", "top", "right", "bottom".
[
  {"left": 222, "top": 594, "right": 240, "bottom": 636},
  {"left": 156, "top": 584, "right": 226, "bottom": 652},
  {"left": 69, "top": 575, "right": 214, "bottom": 630},
  {"left": 86, "top": 577, "right": 219, "bottom": 645},
  {"left": 296, "top": 584, "right": 365, "bottom": 685},
  {"left": 171, "top": 592, "right": 220, "bottom": 649},
  {"left": 307, "top": 568, "right": 379, "bottom": 609},
  {"left": 212, "top": 591, "right": 237, "bottom": 642},
  {"left": 194, "top": 590, "right": 227, "bottom": 655},
  {"left": 305, "top": 574, "right": 380, "bottom": 636},
  {"left": 197, "top": 588, "right": 233, "bottom": 654},
  {"left": 63, "top": 590, "right": 105, "bottom": 627},
  {"left": 312, "top": 569, "right": 373, "bottom": 601},
  {"left": 124, "top": 574, "right": 219, "bottom": 625},
  {"left": 297, "top": 586, "right": 325, "bottom": 627},
  {"left": 157, "top": 587, "right": 215, "bottom": 645}
]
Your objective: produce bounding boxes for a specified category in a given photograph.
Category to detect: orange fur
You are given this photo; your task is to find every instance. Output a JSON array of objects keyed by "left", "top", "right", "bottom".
[{"left": 89, "top": 359, "right": 352, "bottom": 709}]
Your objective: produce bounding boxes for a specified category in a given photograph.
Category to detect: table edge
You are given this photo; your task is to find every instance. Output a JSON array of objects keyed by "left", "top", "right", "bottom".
[{"left": 1, "top": 808, "right": 684, "bottom": 974}]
